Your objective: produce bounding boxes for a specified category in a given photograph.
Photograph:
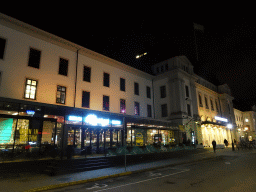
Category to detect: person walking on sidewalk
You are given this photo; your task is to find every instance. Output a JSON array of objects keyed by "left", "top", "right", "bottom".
[{"left": 212, "top": 140, "right": 217, "bottom": 153}]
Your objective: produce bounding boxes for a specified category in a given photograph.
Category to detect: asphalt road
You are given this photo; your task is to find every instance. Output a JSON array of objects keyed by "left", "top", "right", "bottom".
[{"left": 48, "top": 151, "right": 256, "bottom": 192}]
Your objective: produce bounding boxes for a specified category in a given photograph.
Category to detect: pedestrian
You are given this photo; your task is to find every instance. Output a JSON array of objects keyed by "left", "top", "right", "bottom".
[
  {"left": 212, "top": 140, "right": 217, "bottom": 153},
  {"left": 224, "top": 139, "right": 228, "bottom": 147}
]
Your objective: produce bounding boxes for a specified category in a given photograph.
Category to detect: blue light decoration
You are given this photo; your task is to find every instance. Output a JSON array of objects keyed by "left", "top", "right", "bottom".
[{"left": 26, "top": 110, "right": 35, "bottom": 115}]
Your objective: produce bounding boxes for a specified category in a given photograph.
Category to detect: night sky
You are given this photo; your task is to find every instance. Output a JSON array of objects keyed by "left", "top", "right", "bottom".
[{"left": 1, "top": 6, "right": 256, "bottom": 111}]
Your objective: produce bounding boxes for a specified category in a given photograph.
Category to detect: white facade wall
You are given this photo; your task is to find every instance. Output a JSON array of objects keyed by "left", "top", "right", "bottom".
[{"left": 0, "top": 21, "right": 153, "bottom": 118}]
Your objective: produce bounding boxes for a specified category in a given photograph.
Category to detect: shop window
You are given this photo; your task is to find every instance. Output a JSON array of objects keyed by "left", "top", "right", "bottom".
[
  {"left": 103, "top": 72, "right": 110, "bottom": 87},
  {"left": 134, "top": 102, "right": 140, "bottom": 116},
  {"left": 14, "top": 119, "right": 30, "bottom": 145},
  {"left": 41, "top": 121, "right": 56, "bottom": 145},
  {"left": 24, "top": 78, "right": 38, "bottom": 100},
  {"left": 0, "top": 37, "right": 6, "bottom": 59},
  {"left": 0, "top": 118, "right": 15, "bottom": 146},
  {"left": 83, "top": 66, "right": 91, "bottom": 82},
  {"left": 120, "top": 99, "right": 126, "bottom": 114},
  {"left": 58, "top": 58, "right": 69, "bottom": 76},
  {"left": 161, "top": 104, "right": 168, "bottom": 117},
  {"left": 146, "top": 86, "right": 151, "bottom": 99},
  {"left": 134, "top": 82, "right": 139, "bottom": 95},
  {"left": 147, "top": 104, "right": 152, "bottom": 117},
  {"left": 28, "top": 48, "right": 41, "bottom": 69},
  {"left": 56, "top": 85, "right": 66, "bottom": 104},
  {"left": 82, "top": 91, "right": 90, "bottom": 108},
  {"left": 120, "top": 78, "right": 125, "bottom": 91},
  {"left": 160, "top": 86, "right": 166, "bottom": 98},
  {"left": 103, "top": 95, "right": 109, "bottom": 111}
]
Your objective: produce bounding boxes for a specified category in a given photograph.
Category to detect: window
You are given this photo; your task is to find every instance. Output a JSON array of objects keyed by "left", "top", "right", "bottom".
[
  {"left": 120, "top": 99, "right": 126, "bottom": 114},
  {"left": 185, "top": 85, "right": 189, "bottom": 98},
  {"left": 120, "top": 78, "right": 125, "bottom": 91},
  {"left": 134, "top": 102, "right": 140, "bottom": 116},
  {"left": 165, "top": 64, "right": 168, "bottom": 71},
  {"left": 146, "top": 86, "right": 151, "bottom": 99},
  {"left": 161, "top": 65, "right": 164, "bottom": 72},
  {"left": 187, "top": 104, "right": 191, "bottom": 116},
  {"left": 56, "top": 85, "right": 66, "bottom": 104},
  {"left": 24, "top": 78, "right": 38, "bottom": 100},
  {"left": 215, "top": 99, "right": 219, "bottom": 112},
  {"left": 147, "top": 104, "right": 152, "bottom": 117},
  {"left": 199, "top": 93, "right": 203, "bottom": 107},
  {"left": 28, "top": 48, "right": 41, "bottom": 69},
  {"left": 82, "top": 91, "right": 90, "bottom": 108},
  {"left": 134, "top": 82, "right": 139, "bottom": 95},
  {"left": 103, "top": 95, "right": 109, "bottom": 111},
  {"left": 83, "top": 66, "right": 91, "bottom": 82},
  {"left": 161, "top": 104, "right": 168, "bottom": 117},
  {"left": 210, "top": 98, "right": 214, "bottom": 111},
  {"left": 0, "top": 37, "right": 6, "bottom": 59},
  {"left": 160, "top": 86, "right": 166, "bottom": 98},
  {"left": 156, "top": 67, "right": 159, "bottom": 73},
  {"left": 103, "top": 72, "right": 110, "bottom": 87},
  {"left": 205, "top": 96, "right": 209, "bottom": 109},
  {"left": 58, "top": 58, "right": 69, "bottom": 76}
]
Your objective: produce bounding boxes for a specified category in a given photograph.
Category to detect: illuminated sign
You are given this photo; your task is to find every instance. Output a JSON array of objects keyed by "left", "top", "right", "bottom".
[
  {"left": 67, "top": 115, "right": 121, "bottom": 126},
  {"left": 26, "top": 110, "right": 35, "bottom": 115},
  {"left": 68, "top": 116, "right": 82, "bottom": 121},
  {"left": 215, "top": 116, "right": 228, "bottom": 122},
  {"left": 85, "top": 114, "right": 121, "bottom": 126}
]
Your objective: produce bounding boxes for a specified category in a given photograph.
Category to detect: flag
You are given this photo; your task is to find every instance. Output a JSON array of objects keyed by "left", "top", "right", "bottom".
[{"left": 193, "top": 23, "right": 204, "bottom": 32}]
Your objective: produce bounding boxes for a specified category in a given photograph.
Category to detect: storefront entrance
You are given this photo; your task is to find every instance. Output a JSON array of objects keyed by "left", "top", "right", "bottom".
[{"left": 66, "top": 126, "right": 122, "bottom": 155}]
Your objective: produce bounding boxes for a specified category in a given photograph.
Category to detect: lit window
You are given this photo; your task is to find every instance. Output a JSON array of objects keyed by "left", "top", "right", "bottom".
[
  {"left": 24, "top": 78, "right": 37, "bottom": 100},
  {"left": 134, "top": 102, "right": 140, "bottom": 116},
  {"left": 120, "top": 99, "right": 126, "bottom": 114},
  {"left": 56, "top": 85, "right": 66, "bottom": 104},
  {"left": 245, "top": 118, "right": 249, "bottom": 122}
]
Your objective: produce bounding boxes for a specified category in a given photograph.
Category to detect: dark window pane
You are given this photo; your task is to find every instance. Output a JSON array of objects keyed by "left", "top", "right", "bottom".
[
  {"left": 58, "top": 58, "right": 68, "bottom": 76},
  {"left": 160, "top": 86, "right": 166, "bottom": 98},
  {"left": 147, "top": 86, "right": 151, "bottom": 99},
  {"left": 104, "top": 73, "right": 110, "bottom": 87},
  {"left": 28, "top": 48, "right": 41, "bottom": 69},
  {"left": 185, "top": 85, "right": 189, "bottom": 97},
  {"left": 83, "top": 66, "right": 91, "bottom": 82},
  {"left": 147, "top": 104, "right": 152, "bottom": 117},
  {"left": 0, "top": 38, "right": 6, "bottom": 59},
  {"left": 103, "top": 95, "right": 109, "bottom": 111},
  {"left": 82, "top": 91, "right": 90, "bottom": 108},
  {"left": 134, "top": 82, "right": 139, "bottom": 95},
  {"left": 161, "top": 104, "right": 167, "bottom": 117},
  {"left": 120, "top": 78, "right": 125, "bottom": 91},
  {"left": 187, "top": 104, "right": 191, "bottom": 116}
]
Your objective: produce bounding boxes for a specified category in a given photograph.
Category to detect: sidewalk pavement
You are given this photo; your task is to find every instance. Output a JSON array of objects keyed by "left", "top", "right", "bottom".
[{"left": 0, "top": 148, "right": 251, "bottom": 192}]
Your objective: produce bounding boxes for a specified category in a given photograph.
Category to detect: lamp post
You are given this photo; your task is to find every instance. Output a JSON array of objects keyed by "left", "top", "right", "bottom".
[{"left": 227, "top": 124, "right": 235, "bottom": 151}]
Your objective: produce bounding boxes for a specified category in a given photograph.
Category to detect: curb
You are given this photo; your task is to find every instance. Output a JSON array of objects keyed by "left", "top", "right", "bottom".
[{"left": 24, "top": 155, "right": 221, "bottom": 192}]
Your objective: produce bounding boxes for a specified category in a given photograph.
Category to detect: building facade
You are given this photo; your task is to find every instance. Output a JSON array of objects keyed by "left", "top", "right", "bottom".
[
  {"left": 1, "top": 13, "right": 243, "bottom": 159},
  {"left": 234, "top": 107, "right": 256, "bottom": 141},
  {"left": 0, "top": 13, "right": 179, "bottom": 157}
]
